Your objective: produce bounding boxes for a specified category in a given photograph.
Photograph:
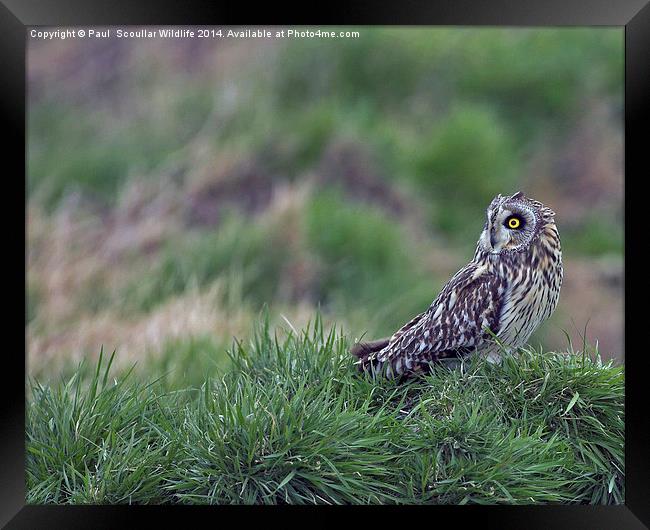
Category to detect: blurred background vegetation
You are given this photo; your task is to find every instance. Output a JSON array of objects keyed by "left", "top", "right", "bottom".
[{"left": 27, "top": 27, "right": 624, "bottom": 387}]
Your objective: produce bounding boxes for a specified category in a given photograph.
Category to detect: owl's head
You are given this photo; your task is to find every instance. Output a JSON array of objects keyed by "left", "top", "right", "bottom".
[{"left": 478, "top": 191, "right": 556, "bottom": 254}]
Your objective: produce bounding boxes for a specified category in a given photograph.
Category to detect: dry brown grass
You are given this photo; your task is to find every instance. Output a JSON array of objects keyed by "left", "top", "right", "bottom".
[{"left": 27, "top": 177, "right": 329, "bottom": 375}]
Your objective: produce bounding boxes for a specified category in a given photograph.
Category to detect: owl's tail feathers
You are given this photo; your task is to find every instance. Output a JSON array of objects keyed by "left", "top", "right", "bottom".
[
  {"left": 350, "top": 338, "right": 390, "bottom": 364},
  {"left": 351, "top": 338, "right": 404, "bottom": 379}
]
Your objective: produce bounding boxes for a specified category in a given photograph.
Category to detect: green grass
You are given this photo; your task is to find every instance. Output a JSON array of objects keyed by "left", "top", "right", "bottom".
[
  {"left": 561, "top": 214, "right": 624, "bottom": 257},
  {"left": 305, "top": 190, "right": 440, "bottom": 335},
  {"left": 120, "top": 214, "right": 291, "bottom": 314},
  {"left": 27, "top": 315, "right": 624, "bottom": 505},
  {"left": 409, "top": 103, "right": 520, "bottom": 237},
  {"left": 28, "top": 83, "right": 215, "bottom": 210}
]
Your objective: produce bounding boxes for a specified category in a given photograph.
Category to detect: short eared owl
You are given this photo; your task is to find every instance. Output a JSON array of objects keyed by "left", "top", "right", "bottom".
[{"left": 352, "top": 192, "right": 563, "bottom": 377}]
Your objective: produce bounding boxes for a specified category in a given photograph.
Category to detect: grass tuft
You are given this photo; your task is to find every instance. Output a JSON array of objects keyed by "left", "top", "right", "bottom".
[{"left": 27, "top": 317, "right": 624, "bottom": 504}]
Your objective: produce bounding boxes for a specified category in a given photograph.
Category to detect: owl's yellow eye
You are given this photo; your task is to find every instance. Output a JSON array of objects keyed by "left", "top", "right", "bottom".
[{"left": 506, "top": 216, "right": 522, "bottom": 229}]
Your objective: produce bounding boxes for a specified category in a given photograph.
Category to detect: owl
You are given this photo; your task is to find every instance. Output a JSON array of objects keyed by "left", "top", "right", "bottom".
[{"left": 351, "top": 191, "right": 563, "bottom": 378}]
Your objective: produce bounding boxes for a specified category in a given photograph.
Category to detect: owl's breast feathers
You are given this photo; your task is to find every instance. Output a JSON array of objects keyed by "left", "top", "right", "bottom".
[
  {"left": 355, "top": 262, "right": 507, "bottom": 376},
  {"left": 495, "top": 224, "right": 563, "bottom": 348}
]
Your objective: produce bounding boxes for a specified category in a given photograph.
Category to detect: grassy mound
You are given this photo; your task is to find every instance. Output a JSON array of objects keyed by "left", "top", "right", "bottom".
[{"left": 26, "top": 317, "right": 624, "bottom": 505}]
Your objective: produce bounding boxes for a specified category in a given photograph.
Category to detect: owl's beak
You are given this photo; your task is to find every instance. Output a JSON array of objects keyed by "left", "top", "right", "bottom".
[{"left": 488, "top": 226, "right": 507, "bottom": 253}]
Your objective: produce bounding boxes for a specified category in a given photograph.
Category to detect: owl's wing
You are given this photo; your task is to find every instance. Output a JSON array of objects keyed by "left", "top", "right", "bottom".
[{"left": 365, "top": 263, "right": 507, "bottom": 376}]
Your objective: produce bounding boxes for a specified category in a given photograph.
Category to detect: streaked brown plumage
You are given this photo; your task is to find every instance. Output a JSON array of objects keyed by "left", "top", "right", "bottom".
[{"left": 352, "top": 191, "right": 563, "bottom": 378}]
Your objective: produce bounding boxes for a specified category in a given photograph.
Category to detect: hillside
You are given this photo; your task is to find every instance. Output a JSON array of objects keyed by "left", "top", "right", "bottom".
[{"left": 26, "top": 318, "right": 624, "bottom": 504}]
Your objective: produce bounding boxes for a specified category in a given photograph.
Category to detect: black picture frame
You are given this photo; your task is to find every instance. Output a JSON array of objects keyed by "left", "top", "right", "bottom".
[{"left": 5, "top": 1, "right": 649, "bottom": 527}]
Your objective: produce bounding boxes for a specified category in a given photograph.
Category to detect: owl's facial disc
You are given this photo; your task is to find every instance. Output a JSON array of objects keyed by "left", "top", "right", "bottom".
[
  {"left": 493, "top": 204, "right": 537, "bottom": 252},
  {"left": 480, "top": 196, "right": 538, "bottom": 254}
]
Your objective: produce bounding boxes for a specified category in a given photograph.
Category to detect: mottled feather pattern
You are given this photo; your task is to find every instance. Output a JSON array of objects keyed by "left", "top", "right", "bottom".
[{"left": 352, "top": 192, "right": 563, "bottom": 378}]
